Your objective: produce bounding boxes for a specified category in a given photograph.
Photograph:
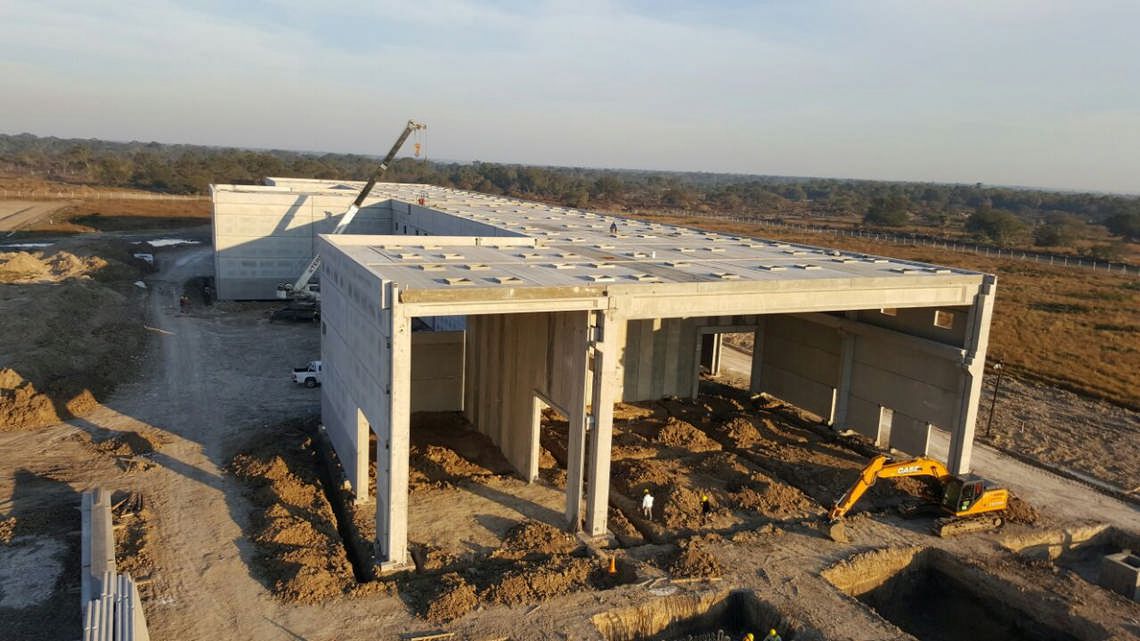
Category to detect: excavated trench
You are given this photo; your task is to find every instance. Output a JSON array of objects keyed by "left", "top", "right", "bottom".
[
  {"left": 309, "top": 426, "right": 374, "bottom": 582},
  {"left": 593, "top": 589, "right": 813, "bottom": 641},
  {"left": 1003, "top": 525, "right": 1140, "bottom": 590},
  {"left": 824, "top": 548, "right": 1109, "bottom": 641}
]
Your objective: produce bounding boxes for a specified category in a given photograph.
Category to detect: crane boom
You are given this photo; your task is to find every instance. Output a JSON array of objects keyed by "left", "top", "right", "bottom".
[{"left": 277, "top": 119, "right": 426, "bottom": 300}]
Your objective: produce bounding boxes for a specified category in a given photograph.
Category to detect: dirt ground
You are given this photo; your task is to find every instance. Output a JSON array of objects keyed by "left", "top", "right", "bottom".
[
  {"left": 0, "top": 200, "right": 69, "bottom": 231},
  {"left": 0, "top": 236, "right": 1138, "bottom": 640},
  {"left": 0, "top": 241, "right": 152, "bottom": 430}
]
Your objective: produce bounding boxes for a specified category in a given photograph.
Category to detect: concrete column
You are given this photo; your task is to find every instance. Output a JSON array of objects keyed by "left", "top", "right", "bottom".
[
  {"left": 947, "top": 275, "right": 997, "bottom": 475},
  {"left": 748, "top": 319, "right": 765, "bottom": 395},
  {"left": 564, "top": 316, "right": 590, "bottom": 531},
  {"left": 585, "top": 310, "right": 620, "bottom": 537},
  {"left": 832, "top": 326, "right": 856, "bottom": 429},
  {"left": 353, "top": 408, "right": 370, "bottom": 504},
  {"left": 376, "top": 287, "right": 411, "bottom": 569}
]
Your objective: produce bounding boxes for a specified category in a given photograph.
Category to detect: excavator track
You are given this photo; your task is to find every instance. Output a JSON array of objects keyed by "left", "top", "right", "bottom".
[{"left": 933, "top": 514, "right": 1003, "bottom": 537}]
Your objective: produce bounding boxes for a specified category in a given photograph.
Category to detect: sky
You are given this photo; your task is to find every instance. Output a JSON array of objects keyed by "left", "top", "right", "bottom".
[{"left": 1, "top": 0, "right": 1138, "bottom": 193}]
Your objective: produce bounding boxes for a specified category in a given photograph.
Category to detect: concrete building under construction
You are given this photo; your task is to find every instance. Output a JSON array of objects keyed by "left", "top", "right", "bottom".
[{"left": 211, "top": 178, "right": 997, "bottom": 569}]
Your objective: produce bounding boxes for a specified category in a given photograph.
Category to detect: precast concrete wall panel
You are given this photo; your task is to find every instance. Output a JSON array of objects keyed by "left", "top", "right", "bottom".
[
  {"left": 410, "top": 331, "right": 464, "bottom": 412},
  {"left": 621, "top": 317, "right": 699, "bottom": 401},
  {"left": 212, "top": 186, "right": 393, "bottom": 299},
  {"left": 463, "top": 311, "right": 588, "bottom": 480},
  {"left": 757, "top": 316, "right": 842, "bottom": 420},
  {"left": 319, "top": 239, "right": 393, "bottom": 496}
]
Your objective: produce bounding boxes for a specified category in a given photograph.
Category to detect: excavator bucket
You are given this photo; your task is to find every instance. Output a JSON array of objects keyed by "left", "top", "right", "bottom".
[{"left": 826, "top": 519, "right": 848, "bottom": 543}]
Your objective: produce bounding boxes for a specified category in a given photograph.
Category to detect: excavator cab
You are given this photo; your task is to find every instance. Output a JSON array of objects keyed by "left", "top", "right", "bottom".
[{"left": 940, "top": 474, "right": 1008, "bottom": 517}]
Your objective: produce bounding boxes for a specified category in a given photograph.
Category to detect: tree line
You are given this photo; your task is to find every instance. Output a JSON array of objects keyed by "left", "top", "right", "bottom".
[{"left": 2, "top": 132, "right": 1137, "bottom": 250}]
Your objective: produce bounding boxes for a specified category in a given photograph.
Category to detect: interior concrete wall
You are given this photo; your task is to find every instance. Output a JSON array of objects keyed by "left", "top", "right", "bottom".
[
  {"left": 410, "top": 330, "right": 464, "bottom": 412},
  {"left": 749, "top": 307, "right": 972, "bottom": 457},
  {"left": 392, "top": 200, "right": 528, "bottom": 238},
  {"left": 621, "top": 317, "right": 699, "bottom": 401},
  {"left": 758, "top": 315, "right": 843, "bottom": 421},
  {"left": 211, "top": 188, "right": 392, "bottom": 299},
  {"left": 463, "top": 311, "right": 588, "bottom": 481}
]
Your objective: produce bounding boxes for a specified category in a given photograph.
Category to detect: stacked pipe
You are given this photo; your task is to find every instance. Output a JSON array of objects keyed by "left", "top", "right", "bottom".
[{"left": 80, "top": 488, "right": 151, "bottom": 641}]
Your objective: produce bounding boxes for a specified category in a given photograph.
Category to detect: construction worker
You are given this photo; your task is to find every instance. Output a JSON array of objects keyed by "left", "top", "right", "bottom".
[
  {"left": 609, "top": 222, "right": 618, "bottom": 235},
  {"left": 641, "top": 488, "right": 654, "bottom": 520},
  {"left": 743, "top": 634, "right": 754, "bottom": 641},
  {"left": 700, "top": 494, "right": 712, "bottom": 524},
  {"left": 179, "top": 295, "right": 190, "bottom": 313},
  {"left": 763, "top": 628, "right": 782, "bottom": 641}
]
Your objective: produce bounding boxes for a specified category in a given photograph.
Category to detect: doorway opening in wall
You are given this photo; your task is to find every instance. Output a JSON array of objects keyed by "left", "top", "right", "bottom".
[
  {"left": 534, "top": 398, "right": 571, "bottom": 492},
  {"left": 709, "top": 331, "right": 755, "bottom": 392}
]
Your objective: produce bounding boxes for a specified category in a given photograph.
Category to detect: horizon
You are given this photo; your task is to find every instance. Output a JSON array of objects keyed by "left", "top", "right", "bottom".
[{"left": 6, "top": 129, "right": 1138, "bottom": 198}]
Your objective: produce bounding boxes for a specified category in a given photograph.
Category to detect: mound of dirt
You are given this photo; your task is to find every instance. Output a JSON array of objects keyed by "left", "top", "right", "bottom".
[
  {"left": 655, "top": 417, "right": 722, "bottom": 452},
  {"left": 422, "top": 572, "right": 478, "bottom": 624},
  {"left": 661, "top": 483, "right": 711, "bottom": 529},
  {"left": 668, "top": 540, "right": 723, "bottom": 578},
  {"left": 497, "top": 520, "right": 580, "bottom": 557},
  {"left": 411, "top": 444, "right": 498, "bottom": 484},
  {"left": 0, "top": 370, "right": 58, "bottom": 431},
  {"left": 230, "top": 420, "right": 355, "bottom": 603},
  {"left": 731, "top": 474, "right": 819, "bottom": 518},
  {"left": 718, "top": 415, "right": 763, "bottom": 448},
  {"left": 479, "top": 555, "right": 596, "bottom": 606},
  {"left": 88, "top": 428, "right": 163, "bottom": 471},
  {"left": 0, "top": 250, "right": 107, "bottom": 284},
  {"left": 1004, "top": 495, "right": 1039, "bottom": 525}
]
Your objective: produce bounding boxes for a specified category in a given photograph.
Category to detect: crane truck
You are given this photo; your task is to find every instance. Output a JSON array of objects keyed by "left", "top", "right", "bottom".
[
  {"left": 826, "top": 454, "right": 1009, "bottom": 541},
  {"left": 276, "top": 119, "right": 426, "bottom": 302}
]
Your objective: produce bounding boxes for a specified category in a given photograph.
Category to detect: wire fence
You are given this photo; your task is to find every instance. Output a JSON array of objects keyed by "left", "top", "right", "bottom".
[
  {"left": 698, "top": 214, "right": 1140, "bottom": 277},
  {"left": 0, "top": 189, "right": 207, "bottom": 201}
]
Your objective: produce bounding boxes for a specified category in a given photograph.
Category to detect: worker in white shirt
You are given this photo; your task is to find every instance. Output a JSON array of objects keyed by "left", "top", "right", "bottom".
[{"left": 641, "top": 488, "right": 654, "bottom": 520}]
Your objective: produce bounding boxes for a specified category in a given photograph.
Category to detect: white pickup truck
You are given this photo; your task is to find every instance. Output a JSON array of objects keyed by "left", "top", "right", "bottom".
[{"left": 292, "top": 361, "right": 323, "bottom": 388}]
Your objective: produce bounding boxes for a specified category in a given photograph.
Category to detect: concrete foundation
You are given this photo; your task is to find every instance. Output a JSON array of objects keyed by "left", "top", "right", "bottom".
[{"left": 1099, "top": 551, "right": 1140, "bottom": 601}]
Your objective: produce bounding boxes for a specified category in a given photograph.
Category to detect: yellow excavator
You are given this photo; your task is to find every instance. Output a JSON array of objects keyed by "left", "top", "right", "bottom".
[{"left": 826, "top": 454, "right": 1009, "bottom": 541}]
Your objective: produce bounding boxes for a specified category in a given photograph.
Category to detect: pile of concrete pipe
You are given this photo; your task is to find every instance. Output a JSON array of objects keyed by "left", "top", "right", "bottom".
[{"left": 80, "top": 488, "right": 150, "bottom": 641}]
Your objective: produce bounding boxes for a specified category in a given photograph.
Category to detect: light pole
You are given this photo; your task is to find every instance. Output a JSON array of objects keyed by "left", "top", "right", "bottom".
[{"left": 985, "top": 360, "right": 1004, "bottom": 438}]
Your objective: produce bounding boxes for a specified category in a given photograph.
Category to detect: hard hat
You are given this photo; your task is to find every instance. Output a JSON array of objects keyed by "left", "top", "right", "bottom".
[
  {"left": 702, "top": 495, "right": 709, "bottom": 500},
  {"left": 744, "top": 634, "right": 754, "bottom": 641},
  {"left": 643, "top": 488, "right": 649, "bottom": 493},
  {"left": 770, "top": 629, "right": 777, "bottom": 635}
]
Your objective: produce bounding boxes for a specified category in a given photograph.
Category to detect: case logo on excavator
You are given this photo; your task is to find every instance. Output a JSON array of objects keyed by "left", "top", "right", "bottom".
[{"left": 896, "top": 465, "right": 922, "bottom": 474}]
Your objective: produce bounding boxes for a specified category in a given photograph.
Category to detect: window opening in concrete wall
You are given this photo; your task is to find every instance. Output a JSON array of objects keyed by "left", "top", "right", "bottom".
[
  {"left": 880, "top": 308, "right": 898, "bottom": 316},
  {"left": 934, "top": 310, "right": 954, "bottom": 329}
]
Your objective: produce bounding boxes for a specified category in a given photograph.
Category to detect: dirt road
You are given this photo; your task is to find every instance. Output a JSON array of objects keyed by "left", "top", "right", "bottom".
[{"left": 0, "top": 201, "right": 68, "bottom": 232}]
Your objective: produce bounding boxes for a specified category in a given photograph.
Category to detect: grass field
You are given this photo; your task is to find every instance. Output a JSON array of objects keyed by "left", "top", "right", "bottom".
[{"left": 636, "top": 212, "right": 1140, "bottom": 410}]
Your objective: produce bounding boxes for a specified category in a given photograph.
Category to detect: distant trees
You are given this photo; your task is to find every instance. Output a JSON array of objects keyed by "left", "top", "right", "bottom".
[
  {"left": 2, "top": 133, "right": 1139, "bottom": 253},
  {"left": 1033, "top": 214, "right": 1084, "bottom": 247},
  {"left": 1104, "top": 210, "right": 1140, "bottom": 241},
  {"left": 966, "top": 206, "right": 1026, "bottom": 245},
  {"left": 863, "top": 195, "right": 910, "bottom": 227}
]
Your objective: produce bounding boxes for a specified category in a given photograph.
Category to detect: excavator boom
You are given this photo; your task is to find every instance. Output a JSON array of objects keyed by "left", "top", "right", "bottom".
[{"left": 828, "top": 455, "right": 950, "bottom": 522}]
